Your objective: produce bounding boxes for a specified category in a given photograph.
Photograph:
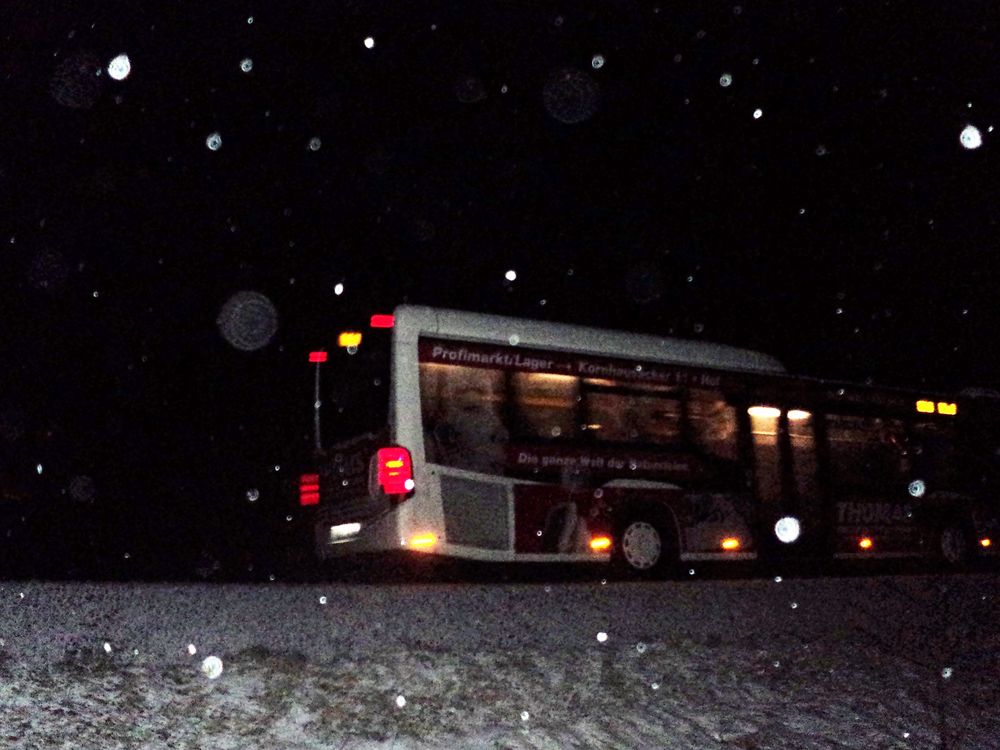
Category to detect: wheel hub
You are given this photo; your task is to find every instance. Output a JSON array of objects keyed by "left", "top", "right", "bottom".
[
  {"left": 941, "top": 526, "right": 967, "bottom": 564},
  {"left": 622, "top": 521, "right": 662, "bottom": 570}
]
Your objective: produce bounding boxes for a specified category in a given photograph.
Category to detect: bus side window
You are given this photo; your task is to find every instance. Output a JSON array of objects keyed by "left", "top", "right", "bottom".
[
  {"left": 788, "top": 410, "right": 821, "bottom": 517},
  {"left": 509, "top": 373, "right": 579, "bottom": 441},
  {"left": 749, "top": 408, "right": 781, "bottom": 506},
  {"left": 687, "top": 389, "right": 738, "bottom": 462},
  {"left": 909, "top": 421, "right": 958, "bottom": 488},
  {"left": 584, "top": 385, "right": 682, "bottom": 447},
  {"left": 825, "top": 414, "right": 907, "bottom": 490},
  {"left": 419, "top": 363, "right": 508, "bottom": 471}
]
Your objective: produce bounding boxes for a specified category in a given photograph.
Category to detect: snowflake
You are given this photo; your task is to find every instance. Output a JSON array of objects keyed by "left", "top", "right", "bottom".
[
  {"left": 107, "top": 54, "right": 131, "bottom": 81},
  {"left": 201, "top": 655, "right": 224, "bottom": 679},
  {"left": 960, "top": 124, "right": 982, "bottom": 149}
]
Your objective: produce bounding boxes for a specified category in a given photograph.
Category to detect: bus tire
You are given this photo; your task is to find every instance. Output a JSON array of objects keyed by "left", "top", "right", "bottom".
[
  {"left": 938, "top": 521, "right": 972, "bottom": 567},
  {"left": 615, "top": 512, "right": 677, "bottom": 579}
]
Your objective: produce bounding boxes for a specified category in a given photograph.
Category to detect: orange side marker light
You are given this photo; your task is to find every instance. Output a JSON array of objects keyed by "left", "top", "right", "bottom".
[{"left": 589, "top": 536, "right": 612, "bottom": 552}]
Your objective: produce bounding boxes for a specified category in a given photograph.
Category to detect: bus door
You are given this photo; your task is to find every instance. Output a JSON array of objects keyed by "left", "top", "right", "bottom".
[{"left": 746, "top": 405, "right": 824, "bottom": 560}]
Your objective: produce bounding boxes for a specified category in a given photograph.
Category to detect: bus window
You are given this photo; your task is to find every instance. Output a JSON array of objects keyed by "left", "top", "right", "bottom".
[
  {"left": 788, "top": 411, "right": 821, "bottom": 518},
  {"left": 909, "top": 421, "right": 959, "bottom": 488},
  {"left": 688, "top": 390, "right": 738, "bottom": 462},
  {"left": 583, "top": 383, "right": 682, "bottom": 447},
  {"left": 510, "top": 373, "right": 579, "bottom": 441},
  {"left": 825, "top": 415, "right": 908, "bottom": 490},
  {"left": 749, "top": 409, "right": 781, "bottom": 506},
  {"left": 419, "top": 363, "right": 508, "bottom": 472}
]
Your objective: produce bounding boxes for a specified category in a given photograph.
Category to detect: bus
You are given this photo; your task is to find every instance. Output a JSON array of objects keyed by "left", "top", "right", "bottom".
[{"left": 297, "top": 305, "right": 999, "bottom": 576}]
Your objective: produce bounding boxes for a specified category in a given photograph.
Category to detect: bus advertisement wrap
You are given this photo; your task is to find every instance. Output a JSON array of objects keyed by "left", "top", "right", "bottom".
[{"left": 420, "top": 338, "right": 725, "bottom": 388}]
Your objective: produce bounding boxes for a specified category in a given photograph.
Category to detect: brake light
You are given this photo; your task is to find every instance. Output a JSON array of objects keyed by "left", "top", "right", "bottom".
[
  {"left": 376, "top": 447, "right": 414, "bottom": 495},
  {"left": 299, "top": 473, "right": 320, "bottom": 506}
]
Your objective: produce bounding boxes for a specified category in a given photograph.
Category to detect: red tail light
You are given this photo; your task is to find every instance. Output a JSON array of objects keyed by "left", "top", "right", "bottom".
[
  {"left": 370, "top": 314, "right": 395, "bottom": 328},
  {"left": 299, "top": 473, "right": 320, "bottom": 506},
  {"left": 375, "top": 447, "right": 414, "bottom": 495}
]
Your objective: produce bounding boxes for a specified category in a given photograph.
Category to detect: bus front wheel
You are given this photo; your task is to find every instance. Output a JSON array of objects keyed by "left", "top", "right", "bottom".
[{"left": 617, "top": 516, "right": 676, "bottom": 578}]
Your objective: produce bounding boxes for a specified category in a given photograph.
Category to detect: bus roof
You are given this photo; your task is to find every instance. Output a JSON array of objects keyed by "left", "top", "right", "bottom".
[{"left": 392, "top": 305, "right": 786, "bottom": 375}]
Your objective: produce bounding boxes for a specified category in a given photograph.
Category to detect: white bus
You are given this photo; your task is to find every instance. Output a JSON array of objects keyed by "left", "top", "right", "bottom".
[{"left": 298, "top": 305, "right": 998, "bottom": 576}]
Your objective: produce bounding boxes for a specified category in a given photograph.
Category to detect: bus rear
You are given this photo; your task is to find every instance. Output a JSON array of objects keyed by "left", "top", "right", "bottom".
[{"left": 296, "top": 315, "right": 412, "bottom": 561}]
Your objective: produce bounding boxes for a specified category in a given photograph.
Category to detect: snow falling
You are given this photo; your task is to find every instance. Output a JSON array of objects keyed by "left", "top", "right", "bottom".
[
  {"left": 542, "top": 68, "right": 600, "bottom": 124},
  {"left": 106, "top": 54, "right": 131, "bottom": 81},
  {"left": 200, "top": 655, "right": 224, "bottom": 679},
  {"left": 49, "top": 52, "right": 103, "bottom": 108},
  {"left": 7, "top": 5, "right": 1000, "bottom": 748},
  {"left": 960, "top": 124, "right": 983, "bottom": 149}
]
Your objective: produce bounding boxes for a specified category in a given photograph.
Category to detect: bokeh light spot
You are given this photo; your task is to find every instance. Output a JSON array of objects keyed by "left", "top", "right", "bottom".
[
  {"left": 216, "top": 291, "right": 279, "bottom": 351},
  {"left": 107, "top": 54, "right": 131, "bottom": 80},
  {"left": 960, "top": 124, "right": 982, "bottom": 149}
]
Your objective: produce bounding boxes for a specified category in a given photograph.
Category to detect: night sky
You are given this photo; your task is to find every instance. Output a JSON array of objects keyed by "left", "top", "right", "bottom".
[{"left": 4, "top": 1, "right": 1000, "bottom": 578}]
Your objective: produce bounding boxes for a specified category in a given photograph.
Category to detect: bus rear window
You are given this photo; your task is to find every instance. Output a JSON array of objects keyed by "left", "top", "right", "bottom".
[{"left": 325, "top": 340, "right": 390, "bottom": 441}]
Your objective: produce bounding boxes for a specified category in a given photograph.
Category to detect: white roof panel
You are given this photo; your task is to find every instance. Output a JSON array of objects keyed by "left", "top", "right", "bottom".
[{"left": 393, "top": 305, "right": 784, "bottom": 374}]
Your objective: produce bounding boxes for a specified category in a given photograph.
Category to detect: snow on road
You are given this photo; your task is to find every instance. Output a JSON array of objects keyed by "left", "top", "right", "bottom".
[{"left": 1, "top": 573, "right": 997, "bottom": 749}]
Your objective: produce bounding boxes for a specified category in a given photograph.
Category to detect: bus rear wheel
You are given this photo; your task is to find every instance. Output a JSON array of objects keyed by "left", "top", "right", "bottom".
[
  {"left": 617, "top": 516, "right": 676, "bottom": 578},
  {"left": 938, "top": 522, "right": 972, "bottom": 567}
]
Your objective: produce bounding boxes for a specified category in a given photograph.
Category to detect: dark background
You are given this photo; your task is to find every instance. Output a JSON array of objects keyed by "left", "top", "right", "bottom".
[{"left": 3, "top": 1, "right": 1000, "bottom": 579}]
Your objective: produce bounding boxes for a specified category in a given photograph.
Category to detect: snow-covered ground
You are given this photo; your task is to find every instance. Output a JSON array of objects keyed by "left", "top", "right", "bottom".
[{"left": 1, "top": 572, "right": 997, "bottom": 749}]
